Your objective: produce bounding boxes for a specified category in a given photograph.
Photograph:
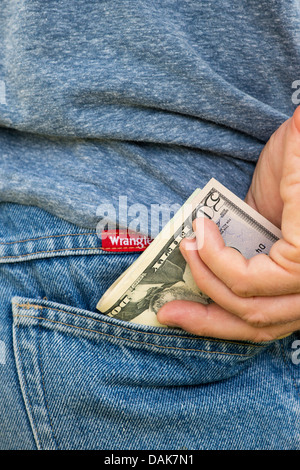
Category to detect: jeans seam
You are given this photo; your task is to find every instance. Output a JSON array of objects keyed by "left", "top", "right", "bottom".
[
  {"left": 38, "top": 322, "right": 59, "bottom": 450},
  {"left": 13, "top": 302, "right": 265, "bottom": 348},
  {"left": 14, "top": 318, "right": 42, "bottom": 449},
  {"left": 0, "top": 246, "right": 104, "bottom": 259},
  {"left": 14, "top": 313, "right": 260, "bottom": 357},
  {"left": 0, "top": 232, "right": 96, "bottom": 245}
]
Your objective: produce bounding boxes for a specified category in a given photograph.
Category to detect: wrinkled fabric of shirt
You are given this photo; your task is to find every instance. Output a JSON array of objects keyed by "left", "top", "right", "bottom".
[{"left": 1, "top": 0, "right": 299, "bottom": 231}]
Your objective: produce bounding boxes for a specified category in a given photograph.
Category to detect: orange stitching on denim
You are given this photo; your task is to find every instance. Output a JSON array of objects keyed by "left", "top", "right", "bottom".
[
  {"left": 14, "top": 314, "right": 256, "bottom": 356},
  {"left": 19, "top": 303, "right": 43, "bottom": 310},
  {"left": 37, "top": 322, "right": 59, "bottom": 449},
  {"left": 14, "top": 316, "right": 43, "bottom": 450},
  {"left": 0, "top": 232, "right": 96, "bottom": 245},
  {"left": 14, "top": 302, "right": 264, "bottom": 348},
  {"left": 0, "top": 246, "right": 104, "bottom": 259}
]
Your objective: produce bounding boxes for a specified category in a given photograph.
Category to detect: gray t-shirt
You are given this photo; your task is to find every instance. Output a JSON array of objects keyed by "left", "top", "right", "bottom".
[{"left": 0, "top": 0, "right": 299, "bottom": 234}]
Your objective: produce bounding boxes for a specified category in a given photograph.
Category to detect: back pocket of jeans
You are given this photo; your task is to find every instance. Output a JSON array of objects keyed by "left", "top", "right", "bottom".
[{"left": 12, "top": 295, "right": 271, "bottom": 450}]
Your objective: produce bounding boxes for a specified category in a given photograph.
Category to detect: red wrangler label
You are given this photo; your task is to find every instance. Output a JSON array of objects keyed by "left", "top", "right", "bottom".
[{"left": 101, "top": 230, "right": 153, "bottom": 252}]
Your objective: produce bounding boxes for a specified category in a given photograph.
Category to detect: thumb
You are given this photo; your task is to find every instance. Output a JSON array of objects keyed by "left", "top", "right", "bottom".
[{"left": 280, "top": 106, "right": 300, "bottom": 249}]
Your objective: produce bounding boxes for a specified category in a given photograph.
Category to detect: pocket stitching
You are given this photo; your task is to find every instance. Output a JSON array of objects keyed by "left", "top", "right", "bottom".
[
  {"left": 13, "top": 302, "right": 265, "bottom": 349},
  {"left": 38, "top": 322, "right": 60, "bottom": 450},
  {"left": 0, "top": 246, "right": 103, "bottom": 260},
  {"left": 13, "top": 318, "right": 43, "bottom": 449},
  {"left": 13, "top": 306, "right": 264, "bottom": 357},
  {"left": 14, "top": 313, "right": 258, "bottom": 357},
  {"left": 0, "top": 231, "right": 96, "bottom": 245}
]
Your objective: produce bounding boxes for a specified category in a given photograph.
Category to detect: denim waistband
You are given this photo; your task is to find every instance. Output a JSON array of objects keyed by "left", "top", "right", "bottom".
[{"left": 0, "top": 202, "right": 106, "bottom": 263}]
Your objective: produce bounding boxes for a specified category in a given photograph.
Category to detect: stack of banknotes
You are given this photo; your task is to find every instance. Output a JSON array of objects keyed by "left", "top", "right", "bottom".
[{"left": 97, "top": 178, "right": 281, "bottom": 328}]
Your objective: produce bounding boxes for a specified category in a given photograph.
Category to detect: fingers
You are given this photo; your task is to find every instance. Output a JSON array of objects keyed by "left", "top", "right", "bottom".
[
  {"left": 177, "top": 236, "right": 300, "bottom": 326},
  {"left": 157, "top": 299, "right": 298, "bottom": 342},
  {"left": 280, "top": 106, "right": 300, "bottom": 247},
  {"left": 156, "top": 216, "right": 300, "bottom": 341},
  {"left": 157, "top": 108, "right": 300, "bottom": 342},
  {"left": 193, "top": 217, "right": 300, "bottom": 296}
]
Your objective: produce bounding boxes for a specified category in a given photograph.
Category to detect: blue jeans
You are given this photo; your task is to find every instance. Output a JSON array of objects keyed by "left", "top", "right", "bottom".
[{"left": 1, "top": 202, "right": 300, "bottom": 450}]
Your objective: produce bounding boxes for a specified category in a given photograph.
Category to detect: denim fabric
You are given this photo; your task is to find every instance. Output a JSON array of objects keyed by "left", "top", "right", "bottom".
[{"left": 1, "top": 202, "right": 300, "bottom": 450}]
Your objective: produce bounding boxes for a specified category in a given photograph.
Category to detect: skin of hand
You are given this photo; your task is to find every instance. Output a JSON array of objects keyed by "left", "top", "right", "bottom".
[{"left": 157, "top": 106, "right": 300, "bottom": 342}]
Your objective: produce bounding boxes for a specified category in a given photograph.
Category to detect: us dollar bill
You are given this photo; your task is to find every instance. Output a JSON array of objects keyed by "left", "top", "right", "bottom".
[{"left": 96, "top": 178, "right": 282, "bottom": 327}]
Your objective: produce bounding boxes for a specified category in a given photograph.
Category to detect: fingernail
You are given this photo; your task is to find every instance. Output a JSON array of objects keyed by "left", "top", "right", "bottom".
[
  {"left": 180, "top": 237, "right": 197, "bottom": 252},
  {"left": 192, "top": 218, "right": 205, "bottom": 250},
  {"left": 157, "top": 313, "right": 179, "bottom": 328}
]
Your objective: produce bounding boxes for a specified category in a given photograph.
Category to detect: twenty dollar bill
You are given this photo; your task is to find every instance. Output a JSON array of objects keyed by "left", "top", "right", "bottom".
[{"left": 96, "top": 178, "right": 282, "bottom": 327}]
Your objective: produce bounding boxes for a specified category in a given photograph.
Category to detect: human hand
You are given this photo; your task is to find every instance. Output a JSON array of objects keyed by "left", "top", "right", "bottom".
[{"left": 157, "top": 107, "right": 300, "bottom": 342}]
